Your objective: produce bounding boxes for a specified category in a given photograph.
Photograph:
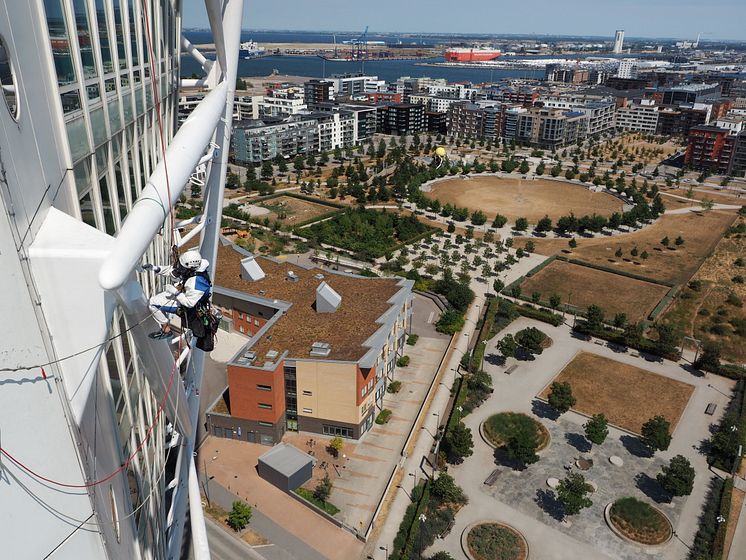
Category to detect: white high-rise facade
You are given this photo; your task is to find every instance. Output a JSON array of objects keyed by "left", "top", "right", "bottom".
[
  {"left": 0, "top": 1, "right": 242, "bottom": 558},
  {"left": 613, "top": 29, "right": 625, "bottom": 54},
  {"left": 616, "top": 58, "right": 638, "bottom": 79}
]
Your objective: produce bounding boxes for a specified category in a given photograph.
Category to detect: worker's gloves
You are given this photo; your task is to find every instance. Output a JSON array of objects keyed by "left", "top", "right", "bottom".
[
  {"left": 165, "top": 284, "right": 180, "bottom": 295},
  {"left": 141, "top": 263, "right": 162, "bottom": 273}
]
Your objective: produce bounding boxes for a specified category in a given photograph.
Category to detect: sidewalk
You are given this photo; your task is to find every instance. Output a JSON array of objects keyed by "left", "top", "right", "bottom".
[{"left": 365, "top": 292, "right": 485, "bottom": 558}]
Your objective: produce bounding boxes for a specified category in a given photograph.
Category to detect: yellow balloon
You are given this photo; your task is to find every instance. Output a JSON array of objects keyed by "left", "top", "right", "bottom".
[{"left": 435, "top": 147, "right": 446, "bottom": 157}]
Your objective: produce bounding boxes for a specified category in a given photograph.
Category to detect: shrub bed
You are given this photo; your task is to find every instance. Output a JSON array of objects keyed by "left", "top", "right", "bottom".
[
  {"left": 376, "top": 409, "right": 392, "bottom": 424},
  {"left": 466, "top": 522, "right": 527, "bottom": 560},
  {"left": 294, "top": 488, "right": 340, "bottom": 516},
  {"left": 609, "top": 497, "right": 671, "bottom": 545}
]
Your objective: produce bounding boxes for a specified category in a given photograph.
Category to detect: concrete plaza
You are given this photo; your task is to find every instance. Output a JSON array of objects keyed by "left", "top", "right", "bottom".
[{"left": 425, "top": 317, "right": 736, "bottom": 560}]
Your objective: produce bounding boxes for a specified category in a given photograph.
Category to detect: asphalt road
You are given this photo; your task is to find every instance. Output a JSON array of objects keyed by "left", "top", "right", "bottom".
[{"left": 193, "top": 517, "right": 267, "bottom": 560}]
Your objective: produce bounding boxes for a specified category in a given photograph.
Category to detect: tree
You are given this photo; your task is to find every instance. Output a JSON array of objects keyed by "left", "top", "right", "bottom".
[
  {"left": 615, "top": 247, "right": 623, "bottom": 258},
  {"left": 548, "top": 381, "right": 576, "bottom": 414},
  {"left": 328, "top": 436, "right": 344, "bottom": 457},
  {"left": 498, "top": 334, "right": 518, "bottom": 358},
  {"left": 445, "top": 421, "right": 474, "bottom": 462},
  {"left": 470, "top": 210, "right": 487, "bottom": 226},
  {"left": 660, "top": 236, "right": 670, "bottom": 247},
  {"left": 586, "top": 304, "right": 605, "bottom": 329},
  {"left": 492, "top": 214, "right": 508, "bottom": 228},
  {"left": 506, "top": 424, "right": 539, "bottom": 465},
  {"left": 519, "top": 159, "right": 530, "bottom": 174},
  {"left": 675, "top": 235, "right": 685, "bottom": 246},
  {"left": 535, "top": 215, "right": 552, "bottom": 233},
  {"left": 431, "top": 473, "right": 467, "bottom": 505},
  {"left": 516, "top": 327, "right": 547, "bottom": 355},
  {"left": 427, "top": 553, "right": 456, "bottom": 560},
  {"left": 514, "top": 217, "right": 529, "bottom": 231},
  {"left": 568, "top": 238, "right": 577, "bottom": 249},
  {"left": 694, "top": 342, "right": 721, "bottom": 373},
  {"left": 549, "top": 293, "right": 562, "bottom": 309},
  {"left": 261, "top": 160, "right": 274, "bottom": 180},
  {"left": 277, "top": 158, "right": 288, "bottom": 174},
  {"left": 641, "top": 415, "right": 672, "bottom": 452},
  {"left": 657, "top": 455, "right": 695, "bottom": 497},
  {"left": 314, "top": 473, "right": 333, "bottom": 503},
  {"left": 227, "top": 501, "right": 253, "bottom": 531},
  {"left": 493, "top": 279, "right": 505, "bottom": 293},
  {"left": 584, "top": 414, "right": 609, "bottom": 445},
  {"left": 613, "top": 313, "right": 627, "bottom": 328},
  {"left": 557, "top": 473, "right": 593, "bottom": 516}
]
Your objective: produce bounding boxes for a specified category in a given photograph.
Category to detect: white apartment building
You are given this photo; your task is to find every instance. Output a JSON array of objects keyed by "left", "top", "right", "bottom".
[
  {"left": 615, "top": 99, "right": 660, "bottom": 133},
  {"left": 0, "top": 1, "right": 242, "bottom": 558},
  {"left": 539, "top": 94, "right": 616, "bottom": 135},
  {"left": 408, "top": 93, "right": 460, "bottom": 113},
  {"left": 426, "top": 83, "right": 479, "bottom": 100},
  {"left": 261, "top": 87, "right": 307, "bottom": 117},
  {"left": 331, "top": 74, "right": 380, "bottom": 96},
  {"left": 616, "top": 58, "right": 638, "bottom": 79}
]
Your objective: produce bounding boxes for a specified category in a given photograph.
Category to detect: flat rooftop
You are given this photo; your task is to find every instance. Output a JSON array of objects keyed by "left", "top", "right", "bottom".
[{"left": 216, "top": 242, "right": 407, "bottom": 363}]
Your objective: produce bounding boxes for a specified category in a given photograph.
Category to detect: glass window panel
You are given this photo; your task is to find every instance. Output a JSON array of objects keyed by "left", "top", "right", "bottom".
[
  {"left": 73, "top": 157, "right": 91, "bottom": 196},
  {"left": 86, "top": 82, "right": 100, "bottom": 101},
  {"left": 65, "top": 117, "right": 89, "bottom": 163},
  {"left": 127, "top": 0, "right": 139, "bottom": 67},
  {"left": 71, "top": 0, "right": 97, "bottom": 80},
  {"left": 0, "top": 38, "right": 18, "bottom": 119},
  {"left": 79, "top": 191, "right": 96, "bottom": 227},
  {"left": 99, "top": 175, "right": 116, "bottom": 234},
  {"left": 112, "top": 0, "right": 127, "bottom": 70},
  {"left": 122, "top": 91, "right": 133, "bottom": 123},
  {"left": 95, "top": 145, "right": 108, "bottom": 175},
  {"left": 90, "top": 106, "right": 108, "bottom": 147},
  {"left": 105, "top": 77, "right": 117, "bottom": 95},
  {"left": 108, "top": 97, "right": 121, "bottom": 132},
  {"left": 43, "top": 0, "right": 77, "bottom": 86},
  {"left": 115, "top": 160, "right": 128, "bottom": 218},
  {"left": 135, "top": 88, "right": 144, "bottom": 116},
  {"left": 94, "top": 0, "right": 113, "bottom": 73},
  {"left": 60, "top": 89, "right": 82, "bottom": 113}
]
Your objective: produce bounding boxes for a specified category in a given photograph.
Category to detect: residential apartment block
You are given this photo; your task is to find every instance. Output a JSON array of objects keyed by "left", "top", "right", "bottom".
[
  {"left": 206, "top": 242, "right": 414, "bottom": 444},
  {"left": 615, "top": 99, "right": 660, "bottom": 133},
  {"left": 377, "top": 102, "right": 426, "bottom": 135},
  {"left": 514, "top": 106, "right": 585, "bottom": 148}
]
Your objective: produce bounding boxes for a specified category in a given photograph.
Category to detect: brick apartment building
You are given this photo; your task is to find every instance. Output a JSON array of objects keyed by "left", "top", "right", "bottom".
[
  {"left": 684, "top": 125, "right": 736, "bottom": 174},
  {"left": 206, "top": 241, "right": 414, "bottom": 444}
]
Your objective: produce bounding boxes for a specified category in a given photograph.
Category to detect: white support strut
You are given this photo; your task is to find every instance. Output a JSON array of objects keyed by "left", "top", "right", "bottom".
[{"left": 98, "top": 81, "right": 228, "bottom": 291}]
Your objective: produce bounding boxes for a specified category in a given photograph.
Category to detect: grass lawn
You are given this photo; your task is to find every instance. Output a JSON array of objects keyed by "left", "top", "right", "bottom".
[
  {"left": 426, "top": 176, "right": 622, "bottom": 222},
  {"left": 519, "top": 210, "right": 736, "bottom": 285},
  {"left": 483, "top": 412, "right": 550, "bottom": 451},
  {"left": 520, "top": 260, "right": 669, "bottom": 323},
  {"left": 540, "top": 352, "right": 694, "bottom": 434},
  {"left": 609, "top": 497, "right": 671, "bottom": 545},
  {"left": 294, "top": 487, "right": 340, "bottom": 516},
  {"left": 258, "top": 195, "right": 339, "bottom": 226}
]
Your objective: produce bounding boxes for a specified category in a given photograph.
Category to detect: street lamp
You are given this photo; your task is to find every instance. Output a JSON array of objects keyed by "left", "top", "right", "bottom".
[
  {"left": 479, "top": 339, "right": 488, "bottom": 372},
  {"left": 379, "top": 545, "right": 389, "bottom": 560},
  {"left": 431, "top": 412, "right": 442, "bottom": 479},
  {"left": 418, "top": 514, "right": 428, "bottom": 559}
]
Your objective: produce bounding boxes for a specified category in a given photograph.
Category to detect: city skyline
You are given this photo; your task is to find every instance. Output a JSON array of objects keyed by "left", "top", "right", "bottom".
[{"left": 182, "top": 0, "right": 746, "bottom": 41}]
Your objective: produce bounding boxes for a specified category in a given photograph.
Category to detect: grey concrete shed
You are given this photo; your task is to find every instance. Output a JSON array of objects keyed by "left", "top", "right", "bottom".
[{"left": 256, "top": 443, "right": 315, "bottom": 491}]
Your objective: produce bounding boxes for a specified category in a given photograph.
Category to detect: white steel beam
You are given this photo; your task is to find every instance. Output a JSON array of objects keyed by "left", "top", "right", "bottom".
[
  {"left": 98, "top": 81, "right": 228, "bottom": 291},
  {"left": 180, "top": 34, "right": 214, "bottom": 74},
  {"left": 204, "top": 0, "right": 228, "bottom": 80},
  {"left": 189, "top": 459, "right": 211, "bottom": 559}
]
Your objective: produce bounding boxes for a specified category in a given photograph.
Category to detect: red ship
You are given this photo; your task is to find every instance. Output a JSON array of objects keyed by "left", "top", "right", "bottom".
[{"left": 444, "top": 47, "right": 502, "bottom": 62}]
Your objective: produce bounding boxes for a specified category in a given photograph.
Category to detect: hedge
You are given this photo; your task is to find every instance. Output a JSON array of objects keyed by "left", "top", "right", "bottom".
[
  {"left": 716, "top": 364, "right": 746, "bottom": 381},
  {"left": 283, "top": 191, "right": 345, "bottom": 209},
  {"left": 690, "top": 478, "right": 726, "bottom": 560},
  {"left": 712, "top": 478, "right": 734, "bottom": 559},
  {"left": 391, "top": 481, "right": 431, "bottom": 560},
  {"left": 557, "top": 255, "right": 674, "bottom": 287},
  {"left": 572, "top": 322, "right": 680, "bottom": 360},
  {"left": 523, "top": 255, "right": 558, "bottom": 278},
  {"left": 292, "top": 209, "right": 345, "bottom": 230},
  {"left": 646, "top": 284, "right": 681, "bottom": 321},
  {"left": 516, "top": 303, "right": 564, "bottom": 326}
]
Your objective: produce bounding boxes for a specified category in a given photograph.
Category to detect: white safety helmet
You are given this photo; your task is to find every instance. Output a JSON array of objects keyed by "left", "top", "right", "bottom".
[{"left": 178, "top": 249, "right": 203, "bottom": 270}]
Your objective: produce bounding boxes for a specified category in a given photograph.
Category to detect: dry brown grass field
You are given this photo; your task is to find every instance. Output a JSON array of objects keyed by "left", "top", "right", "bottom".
[
  {"left": 520, "top": 210, "right": 737, "bottom": 285},
  {"left": 540, "top": 352, "right": 695, "bottom": 434},
  {"left": 258, "top": 195, "right": 338, "bottom": 225},
  {"left": 520, "top": 260, "right": 669, "bottom": 323},
  {"left": 426, "top": 176, "right": 623, "bottom": 222}
]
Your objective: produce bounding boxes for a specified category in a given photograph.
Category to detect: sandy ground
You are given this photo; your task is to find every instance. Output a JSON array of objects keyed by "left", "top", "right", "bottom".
[{"left": 427, "top": 176, "right": 623, "bottom": 222}]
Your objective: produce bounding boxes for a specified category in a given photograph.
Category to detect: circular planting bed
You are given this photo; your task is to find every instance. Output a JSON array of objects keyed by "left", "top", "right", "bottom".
[
  {"left": 606, "top": 497, "right": 672, "bottom": 546},
  {"left": 463, "top": 522, "right": 529, "bottom": 560},
  {"left": 482, "top": 412, "right": 550, "bottom": 451}
]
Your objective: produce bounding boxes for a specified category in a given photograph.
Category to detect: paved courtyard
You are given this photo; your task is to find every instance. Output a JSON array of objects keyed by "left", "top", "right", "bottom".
[{"left": 425, "top": 317, "right": 736, "bottom": 560}]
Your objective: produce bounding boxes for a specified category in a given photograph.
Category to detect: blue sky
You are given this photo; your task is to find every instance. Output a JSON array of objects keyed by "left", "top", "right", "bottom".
[{"left": 183, "top": 0, "right": 745, "bottom": 40}]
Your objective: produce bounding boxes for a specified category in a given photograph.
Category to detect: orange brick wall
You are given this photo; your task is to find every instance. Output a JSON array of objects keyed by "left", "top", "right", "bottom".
[{"left": 227, "top": 361, "right": 285, "bottom": 423}]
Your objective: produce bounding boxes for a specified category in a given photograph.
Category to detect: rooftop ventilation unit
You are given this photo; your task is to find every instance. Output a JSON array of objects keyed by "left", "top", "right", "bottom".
[
  {"left": 287, "top": 270, "right": 299, "bottom": 282},
  {"left": 244, "top": 351, "right": 257, "bottom": 361},
  {"left": 314, "top": 273, "right": 324, "bottom": 280},
  {"left": 310, "top": 342, "right": 331, "bottom": 357},
  {"left": 315, "top": 281, "right": 341, "bottom": 313},
  {"left": 240, "top": 253, "right": 265, "bottom": 282},
  {"left": 266, "top": 350, "right": 279, "bottom": 360}
]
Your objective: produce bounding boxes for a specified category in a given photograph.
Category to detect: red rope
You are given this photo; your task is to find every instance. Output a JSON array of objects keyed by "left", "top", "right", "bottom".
[{"left": 0, "top": 355, "right": 179, "bottom": 488}]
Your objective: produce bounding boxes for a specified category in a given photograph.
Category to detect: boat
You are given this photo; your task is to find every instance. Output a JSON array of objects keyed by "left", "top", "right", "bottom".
[
  {"left": 444, "top": 47, "right": 502, "bottom": 62},
  {"left": 240, "top": 40, "right": 265, "bottom": 59}
]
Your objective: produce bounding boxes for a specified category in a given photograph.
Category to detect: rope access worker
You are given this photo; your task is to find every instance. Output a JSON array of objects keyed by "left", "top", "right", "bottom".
[{"left": 144, "top": 249, "right": 212, "bottom": 340}]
